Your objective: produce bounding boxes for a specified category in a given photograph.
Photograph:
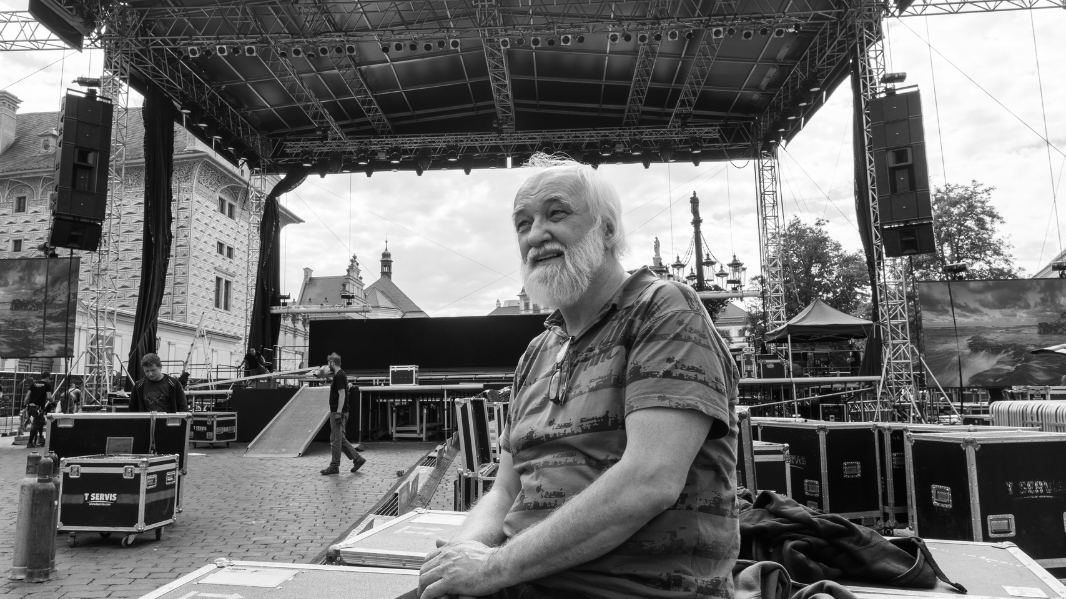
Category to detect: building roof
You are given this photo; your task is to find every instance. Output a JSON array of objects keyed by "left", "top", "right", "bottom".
[
  {"left": 0, "top": 109, "right": 191, "bottom": 174},
  {"left": 365, "top": 275, "right": 426, "bottom": 317},
  {"left": 488, "top": 305, "right": 521, "bottom": 316},
  {"left": 297, "top": 275, "right": 357, "bottom": 306},
  {"left": 716, "top": 302, "right": 748, "bottom": 325}
]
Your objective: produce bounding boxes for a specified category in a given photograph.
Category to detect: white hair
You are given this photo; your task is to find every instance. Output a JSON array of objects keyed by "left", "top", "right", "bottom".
[{"left": 518, "top": 152, "right": 629, "bottom": 260}]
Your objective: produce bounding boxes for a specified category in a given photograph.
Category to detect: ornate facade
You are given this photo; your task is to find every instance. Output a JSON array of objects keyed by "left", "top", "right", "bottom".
[{"left": 0, "top": 92, "right": 308, "bottom": 378}]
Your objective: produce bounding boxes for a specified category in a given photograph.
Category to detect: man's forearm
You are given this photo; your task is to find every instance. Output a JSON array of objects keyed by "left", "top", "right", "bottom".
[
  {"left": 336, "top": 391, "right": 345, "bottom": 413},
  {"left": 492, "top": 462, "right": 672, "bottom": 586},
  {"left": 450, "top": 487, "right": 514, "bottom": 547}
]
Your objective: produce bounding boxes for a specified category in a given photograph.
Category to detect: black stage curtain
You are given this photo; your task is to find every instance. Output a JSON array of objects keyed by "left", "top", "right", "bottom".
[
  {"left": 126, "top": 84, "right": 176, "bottom": 387},
  {"left": 247, "top": 167, "right": 310, "bottom": 355}
]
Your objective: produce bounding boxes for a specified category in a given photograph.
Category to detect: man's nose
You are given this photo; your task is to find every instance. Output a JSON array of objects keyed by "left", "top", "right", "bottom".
[{"left": 527, "top": 217, "right": 552, "bottom": 246}]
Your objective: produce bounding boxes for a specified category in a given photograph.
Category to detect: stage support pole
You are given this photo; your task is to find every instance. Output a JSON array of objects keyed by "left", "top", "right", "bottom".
[{"left": 756, "top": 151, "right": 787, "bottom": 334}]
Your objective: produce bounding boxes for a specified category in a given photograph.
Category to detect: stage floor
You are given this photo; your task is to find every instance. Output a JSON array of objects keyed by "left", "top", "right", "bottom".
[{"left": 0, "top": 439, "right": 442, "bottom": 598}]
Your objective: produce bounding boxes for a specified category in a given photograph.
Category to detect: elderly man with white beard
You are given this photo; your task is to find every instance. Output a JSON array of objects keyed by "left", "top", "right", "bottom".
[{"left": 418, "top": 156, "right": 740, "bottom": 599}]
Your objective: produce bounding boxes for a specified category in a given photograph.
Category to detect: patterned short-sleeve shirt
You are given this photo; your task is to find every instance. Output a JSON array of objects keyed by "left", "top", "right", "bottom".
[{"left": 501, "top": 267, "right": 740, "bottom": 599}]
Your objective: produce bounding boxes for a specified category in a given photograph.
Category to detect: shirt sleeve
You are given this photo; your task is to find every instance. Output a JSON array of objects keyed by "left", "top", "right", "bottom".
[
  {"left": 175, "top": 383, "right": 188, "bottom": 412},
  {"left": 624, "top": 299, "right": 737, "bottom": 440}
]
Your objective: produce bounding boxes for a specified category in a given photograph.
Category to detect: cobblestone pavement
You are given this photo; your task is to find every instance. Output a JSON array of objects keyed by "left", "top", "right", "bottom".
[{"left": 0, "top": 439, "right": 439, "bottom": 598}]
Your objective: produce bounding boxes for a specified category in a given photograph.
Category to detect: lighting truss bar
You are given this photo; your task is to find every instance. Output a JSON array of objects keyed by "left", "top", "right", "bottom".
[
  {"left": 270, "top": 305, "right": 373, "bottom": 314},
  {"left": 621, "top": 0, "right": 671, "bottom": 127},
  {"left": 282, "top": 124, "right": 746, "bottom": 155},
  {"left": 0, "top": 11, "right": 72, "bottom": 50},
  {"left": 670, "top": 31, "right": 722, "bottom": 127},
  {"left": 899, "top": 0, "right": 1066, "bottom": 15},
  {"left": 478, "top": 1, "right": 515, "bottom": 133}
]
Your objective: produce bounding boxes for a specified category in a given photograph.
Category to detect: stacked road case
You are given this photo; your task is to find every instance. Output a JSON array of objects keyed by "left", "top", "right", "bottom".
[
  {"left": 453, "top": 394, "right": 497, "bottom": 511},
  {"left": 906, "top": 431, "right": 1066, "bottom": 568},
  {"left": 190, "top": 412, "right": 237, "bottom": 447}
]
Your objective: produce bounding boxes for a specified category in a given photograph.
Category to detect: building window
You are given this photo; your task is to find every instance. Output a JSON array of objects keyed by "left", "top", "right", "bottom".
[
  {"left": 15, "top": 196, "right": 26, "bottom": 213},
  {"left": 11, "top": 239, "right": 22, "bottom": 252},
  {"left": 227, "top": 203, "right": 235, "bottom": 219},
  {"left": 216, "top": 241, "right": 225, "bottom": 255},
  {"left": 226, "top": 245, "right": 234, "bottom": 259},
  {"left": 217, "top": 197, "right": 226, "bottom": 215},
  {"left": 214, "top": 276, "right": 232, "bottom": 311}
]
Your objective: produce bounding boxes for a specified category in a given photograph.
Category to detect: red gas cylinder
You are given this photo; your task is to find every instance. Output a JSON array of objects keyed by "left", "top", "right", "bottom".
[{"left": 9, "top": 457, "right": 56, "bottom": 582}]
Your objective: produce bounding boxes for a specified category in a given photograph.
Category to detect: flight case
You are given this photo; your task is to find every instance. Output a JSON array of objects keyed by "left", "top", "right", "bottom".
[
  {"left": 329, "top": 509, "right": 467, "bottom": 568},
  {"left": 754, "top": 418, "right": 881, "bottom": 523},
  {"left": 58, "top": 453, "right": 179, "bottom": 548},
  {"left": 46, "top": 412, "right": 192, "bottom": 511},
  {"left": 906, "top": 431, "right": 1066, "bottom": 567},
  {"left": 191, "top": 412, "right": 237, "bottom": 447}
]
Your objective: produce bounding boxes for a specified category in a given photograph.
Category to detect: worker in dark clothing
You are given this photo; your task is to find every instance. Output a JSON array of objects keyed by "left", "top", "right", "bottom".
[
  {"left": 24, "top": 371, "right": 53, "bottom": 410},
  {"left": 130, "top": 353, "right": 188, "bottom": 413},
  {"left": 320, "top": 352, "right": 365, "bottom": 475}
]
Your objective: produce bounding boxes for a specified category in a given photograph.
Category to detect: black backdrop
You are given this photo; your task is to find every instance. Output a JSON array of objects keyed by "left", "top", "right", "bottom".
[{"left": 308, "top": 314, "right": 548, "bottom": 371}]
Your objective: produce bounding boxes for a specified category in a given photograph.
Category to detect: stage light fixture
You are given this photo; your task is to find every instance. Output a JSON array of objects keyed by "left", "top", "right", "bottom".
[
  {"left": 356, "top": 150, "right": 370, "bottom": 165},
  {"left": 446, "top": 146, "right": 460, "bottom": 161},
  {"left": 691, "top": 155, "right": 701, "bottom": 166},
  {"left": 223, "top": 136, "right": 237, "bottom": 152},
  {"left": 449, "top": 38, "right": 461, "bottom": 50},
  {"left": 186, "top": 46, "right": 200, "bottom": 58},
  {"left": 561, "top": 34, "right": 572, "bottom": 45},
  {"left": 642, "top": 158, "right": 651, "bottom": 169},
  {"left": 416, "top": 149, "right": 432, "bottom": 172},
  {"left": 179, "top": 100, "right": 194, "bottom": 115},
  {"left": 409, "top": 41, "right": 418, "bottom": 51},
  {"left": 727, "top": 26, "right": 738, "bottom": 37},
  {"left": 637, "top": 32, "right": 649, "bottom": 44},
  {"left": 388, "top": 147, "right": 402, "bottom": 164},
  {"left": 365, "top": 162, "right": 375, "bottom": 177},
  {"left": 630, "top": 139, "right": 644, "bottom": 155},
  {"left": 437, "top": 40, "right": 446, "bottom": 50},
  {"left": 305, "top": 47, "right": 317, "bottom": 58},
  {"left": 333, "top": 46, "right": 345, "bottom": 55},
  {"left": 202, "top": 48, "right": 213, "bottom": 57},
  {"left": 415, "top": 165, "right": 424, "bottom": 176},
  {"left": 1053, "top": 262, "right": 1066, "bottom": 277},
  {"left": 514, "top": 37, "right": 525, "bottom": 46},
  {"left": 192, "top": 111, "right": 209, "bottom": 128},
  {"left": 539, "top": 142, "right": 555, "bottom": 154},
  {"left": 394, "top": 42, "right": 405, "bottom": 52},
  {"left": 944, "top": 263, "right": 968, "bottom": 275},
  {"left": 314, "top": 45, "right": 327, "bottom": 56},
  {"left": 653, "top": 32, "right": 663, "bottom": 42},
  {"left": 291, "top": 45, "right": 304, "bottom": 57},
  {"left": 881, "top": 72, "right": 907, "bottom": 85},
  {"left": 741, "top": 29, "right": 754, "bottom": 40},
  {"left": 231, "top": 46, "right": 241, "bottom": 56},
  {"left": 244, "top": 45, "right": 258, "bottom": 57},
  {"left": 216, "top": 45, "right": 228, "bottom": 56},
  {"left": 423, "top": 42, "right": 434, "bottom": 52},
  {"left": 598, "top": 139, "right": 613, "bottom": 157},
  {"left": 576, "top": 35, "right": 585, "bottom": 43},
  {"left": 776, "top": 120, "right": 788, "bottom": 132},
  {"left": 531, "top": 36, "right": 542, "bottom": 47},
  {"left": 608, "top": 32, "right": 620, "bottom": 43},
  {"left": 499, "top": 37, "right": 511, "bottom": 48},
  {"left": 774, "top": 27, "right": 787, "bottom": 37},
  {"left": 685, "top": 30, "right": 695, "bottom": 39},
  {"left": 547, "top": 37, "right": 556, "bottom": 46},
  {"left": 381, "top": 44, "right": 390, "bottom": 53},
  {"left": 622, "top": 32, "right": 633, "bottom": 42},
  {"left": 377, "top": 150, "right": 388, "bottom": 161},
  {"left": 317, "top": 161, "right": 329, "bottom": 178},
  {"left": 278, "top": 46, "right": 289, "bottom": 58},
  {"left": 659, "top": 141, "right": 674, "bottom": 162},
  {"left": 346, "top": 44, "right": 358, "bottom": 55},
  {"left": 327, "top": 153, "right": 342, "bottom": 173},
  {"left": 689, "top": 137, "right": 702, "bottom": 154},
  {"left": 806, "top": 79, "right": 822, "bottom": 92},
  {"left": 668, "top": 30, "right": 679, "bottom": 41},
  {"left": 301, "top": 154, "right": 314, "bottom": 167}
]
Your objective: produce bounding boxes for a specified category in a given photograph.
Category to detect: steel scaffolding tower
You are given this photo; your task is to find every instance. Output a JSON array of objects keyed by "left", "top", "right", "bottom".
[
  {"left": 852, "top": 3, "right": 917, "bottom": 409},
  {"left": 85, "top": 4, "right": 131, "bottom": 401},
  {"left": 756, "top": 149, "right": 786, "bottom": 333}
]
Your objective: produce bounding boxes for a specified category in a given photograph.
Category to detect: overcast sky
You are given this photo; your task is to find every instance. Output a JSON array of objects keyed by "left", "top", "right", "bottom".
[{"left": 2, "top": 6, "right": 1065, "bottom": 317}]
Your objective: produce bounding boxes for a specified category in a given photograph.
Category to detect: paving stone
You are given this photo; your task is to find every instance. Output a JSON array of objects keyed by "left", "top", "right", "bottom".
[{"left": 0, "top": 439, "right": 438, "bottom": 597}]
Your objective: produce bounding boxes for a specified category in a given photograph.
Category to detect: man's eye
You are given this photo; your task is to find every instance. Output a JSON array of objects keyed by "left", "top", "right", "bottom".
[
  {"left": 516, "top": 221, "right": 530, "bottom": 232},
  {"left": 549, "top": 210, "right": 567, "bottom": 219}
]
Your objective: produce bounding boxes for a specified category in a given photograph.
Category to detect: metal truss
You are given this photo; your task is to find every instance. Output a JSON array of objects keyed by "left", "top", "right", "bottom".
[
  {"left": 621, "top": 0, "right": 671, "bottom": 127},
  {"left": 756, "top": 149, "right": 786, "bottom": 332},
  {"left": 478, "top": 1, "right": 515, "bottom": 133},
  {"left": 900, "top": 0, "right": 1065, "bottom": 15},
  {"left": 84, "top": 5, "right": 132, "bottom": 402},
  {"left": 0, "top": 11, "right": 74, "bottom": 50},
  {"left": 282, "top": 123, "right": 751, "bottom": 157},
  {"left": 670, "top": 31, "right": 723, "bottom": 127},
  {"left": 852, "top": 4, "right": 917, "bottom": 404}
]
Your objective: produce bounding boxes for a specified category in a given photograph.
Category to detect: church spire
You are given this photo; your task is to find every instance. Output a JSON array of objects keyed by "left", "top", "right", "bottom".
[{"left": 380, "top": 239, "right": 393, "bottom": 279}]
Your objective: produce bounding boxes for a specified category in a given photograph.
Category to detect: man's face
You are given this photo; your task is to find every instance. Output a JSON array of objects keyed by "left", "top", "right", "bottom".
[
  {"left": 513, "top": 172, "right": 607, "bottom": 308},
  {"left": 143, "top": 364, "right": 164, "bottom": 381}
]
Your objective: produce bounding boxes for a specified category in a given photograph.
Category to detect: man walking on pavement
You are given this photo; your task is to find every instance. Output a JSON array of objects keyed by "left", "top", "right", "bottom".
[
  {"left": 130, "top": 353, "right": 188, "bottom": 413},
  {"left": 24, "top": 371, "right": 53, "bottom": 410},
  {"left": 321, "top": 352, "right": 366, "bottom": 475}
]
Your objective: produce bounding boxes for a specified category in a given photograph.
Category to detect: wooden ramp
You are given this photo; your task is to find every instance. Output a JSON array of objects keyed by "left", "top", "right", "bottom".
[{"left": 244, "top": 386, "right": 330, "bottom": 457}]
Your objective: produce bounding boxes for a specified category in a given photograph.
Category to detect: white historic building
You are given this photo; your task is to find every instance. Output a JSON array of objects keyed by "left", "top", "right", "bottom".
[{"left": 0, "top": 91, "right": 308, "bottom": 378}]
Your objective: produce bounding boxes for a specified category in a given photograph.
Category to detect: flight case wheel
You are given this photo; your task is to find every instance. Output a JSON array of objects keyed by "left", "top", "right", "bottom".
[
  {"left": 120, "top": 534, "right": 137, "bottom": 547},
  {"left": 99, "top": 532, "right": 111, "bottom": 539},
  {"left": 155, "top": 527, "right": 163, "bottom": 541},
  {"left": 67, "top": 533, "right": 77, "bottom": 547}
]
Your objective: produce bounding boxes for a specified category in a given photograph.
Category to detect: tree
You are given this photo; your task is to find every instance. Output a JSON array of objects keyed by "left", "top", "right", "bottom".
[
  {"left": 743, "top": 218, "right": 871, "bottom": 345},
  {"left": 909, "top": 181, "right": 1021, "bottom": 281}
]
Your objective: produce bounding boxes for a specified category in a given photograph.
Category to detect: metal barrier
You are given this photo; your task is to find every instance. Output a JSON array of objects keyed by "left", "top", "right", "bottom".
[{"left": 991, "top": 400, "right": 1066, "bottom": 432}]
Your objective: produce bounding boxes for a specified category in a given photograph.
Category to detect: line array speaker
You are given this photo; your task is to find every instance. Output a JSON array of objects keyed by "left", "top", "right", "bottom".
[{"left": 50, "top": 90, "right": 112, "bottom": 251}]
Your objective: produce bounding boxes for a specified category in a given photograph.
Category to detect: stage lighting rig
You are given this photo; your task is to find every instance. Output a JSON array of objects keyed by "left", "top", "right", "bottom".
[
  {"left": 711, "top": 27, "right": 724, "bottom": 39},
  {"left": 659, "top": 141, "right": 674, "bottom": 162},
  {"left": 450, "top": 39, "right": 461, "bottom": 50},
  {"left": 416, "top": 149, "right": 432, "bottom": 171},
  {"left": 576, "top": 35, "right": 585, "bottom": 43},
  {"left": 741, "top": 29, "right": 754, "bottom": 40},
  {"left": 608, "top": 32, "right": 620, "bottom": 43},
  {"left": 547, "top": 37, "right": 556, "bottom": 47},
  {"left": 689, "top": 137, "right": 703, "bottom": 154},
  {"left": 774, "top": 27, "right": 787, "bottom": 37},
  {"left": 408, "top": 41, "right": 418, "bottom": 52},
  {"left": 499, "top": 37, "right": 511, "bottom": 48},
  {"left": 685, "top": 30, "right": 695, "bottom": 40},
  {"left": 944, "top": 263, "right": 968, "bottom": 279},
  {"left": 423, "top": 42, "right": 434, "bottom": 52},
  {"left": 1053, "top": 262, "right": 1066, "bottom": 278},
  {"left": 637, "top": 32, "right": 649, "bottom": 44},
  {"left": 394, "top": 42, "right": 404, "bottom": 52},
  {"left": 531, "top": 36, "right": 542, "bottom": 47},
  {"left": 291, "top": 46, "right": 304, "bottom": 57},
  {"left": 340, "top": 293, "right": 356, "bottom": 306},
  {"left": 279, "top": 294, "right": 291, "bottom": 306},
  {"left": 356, "top": 150, "right": 370, "bottom": 165},
  {"left": 668, "top": 30, "right": 679, "bottom": 41},
  {"left": 560, "top": 34, "right": 572, "bottom": 45},
  {"left": 346, "top": 44, "right": 357, "bottom": 55},
  {"left": 598, "top": 139, "right": 613, "bottom": 157},
  {"left": 438, "top": 40, "right": 446, "bottom": 50},
  {"left": 380, "top": 44, "right": 390, "bottom": 53},
  {"left": 727, "top": 27, "right": 737, "bottom": 37},
  {"left": 514, "top": 37, "right": 525, "bottom": 46},
  {"left": 653, "top": 32, "right": 662, "bottom": 42},
  {"left": 244, "top": 46, "right": 258, "bottom": 57},
  {"left": 215, "top": 45, "right": 228, "bottom": 56},
  {"left": 622, "top": 32, "right": 633, "bottom": 42},
  {"left": 186, "top": 46, "right": 200, "bottom": 58},
  {"left": 388, "top": 147, "right": 403, "bottom": 164},
  {"left": 630, "top": 139, "right": 644, "bottom": 156},
  {"left": 882, "top": 72, "right": 907, "bottom": 85},
  {"left": 446, "top": 146, "right": 460, "bottom": 161}
]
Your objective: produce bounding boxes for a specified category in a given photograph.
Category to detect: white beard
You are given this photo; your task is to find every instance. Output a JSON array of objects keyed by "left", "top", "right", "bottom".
[{"left": 521, "top": 225, "right": 607, "bottom": 309}]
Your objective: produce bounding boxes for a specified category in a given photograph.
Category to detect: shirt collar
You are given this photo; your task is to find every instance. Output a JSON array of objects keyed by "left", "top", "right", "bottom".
[{"left": 543, "top": 267, "right": 660, "bottom": 339}]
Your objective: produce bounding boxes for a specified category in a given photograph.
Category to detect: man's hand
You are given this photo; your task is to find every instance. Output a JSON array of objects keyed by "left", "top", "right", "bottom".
[{"left": 418, "top": 539, "right": 507, "bottom": 599}]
